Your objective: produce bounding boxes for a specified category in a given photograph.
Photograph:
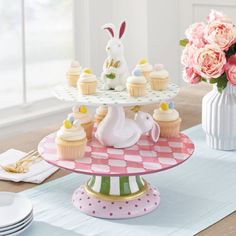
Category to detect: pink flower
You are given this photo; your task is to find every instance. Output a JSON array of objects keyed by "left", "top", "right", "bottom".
[
  {"left": 181, "top": 44, "right": 197, "bottom": 67},
  {"left": 183, "top": 67, "right": 201, "bottom": 84},
  {"left": 205, "top": 21, "right": 236, "bottom": 51},
  {"left": 185, "top": 22, "right": 206, "bottom": 48},
  {"left": 207, "top": 10, "right": 232, "bottom": 23},
  {"left": 194, "top": 45, "right": 226, "bottom": 79},
  {"left": 225, "top": 54, "right": 236, "bottom": 86}
]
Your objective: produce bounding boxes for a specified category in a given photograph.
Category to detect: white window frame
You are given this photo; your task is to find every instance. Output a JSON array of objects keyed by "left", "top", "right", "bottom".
[{"left": 0, "top": 0, "right": 82, "bottom": 127}]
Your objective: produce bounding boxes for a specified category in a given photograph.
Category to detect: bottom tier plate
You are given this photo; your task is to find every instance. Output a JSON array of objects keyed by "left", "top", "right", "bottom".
[{"left": 72, "top": 183, "right": 160, "bottom": 219}]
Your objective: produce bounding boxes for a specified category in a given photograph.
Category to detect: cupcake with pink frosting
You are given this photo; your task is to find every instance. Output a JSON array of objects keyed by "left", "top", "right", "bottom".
[{"left": 149, "top": 64, "right": 170, "bottom": 91}]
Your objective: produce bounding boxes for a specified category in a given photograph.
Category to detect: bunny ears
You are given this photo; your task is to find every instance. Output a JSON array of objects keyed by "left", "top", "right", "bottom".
[
  {"left": 102, "top": 21, "right": 126, "bottom": 39},
  {"left": 119, "top": 21, "right": 126, "bottom": 39}
]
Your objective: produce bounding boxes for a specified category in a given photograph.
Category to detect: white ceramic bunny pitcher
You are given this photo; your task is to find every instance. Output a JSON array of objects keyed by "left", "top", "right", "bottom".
[
  {"left": 95, "top": 106, "right": 160, "bottom": 148},
  {"left": 101, "top": 21, "right": 129, "bottom": 91}
]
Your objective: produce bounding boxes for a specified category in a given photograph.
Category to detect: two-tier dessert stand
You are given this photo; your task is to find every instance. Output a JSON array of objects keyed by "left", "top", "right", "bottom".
[{"left": 38, "top": 81, "right": 195, "bottom": 219}]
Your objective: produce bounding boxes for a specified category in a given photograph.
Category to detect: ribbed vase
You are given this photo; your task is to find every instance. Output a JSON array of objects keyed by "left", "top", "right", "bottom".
[{"left": 202, "top": 82, "right": 236, "bottom": 150}]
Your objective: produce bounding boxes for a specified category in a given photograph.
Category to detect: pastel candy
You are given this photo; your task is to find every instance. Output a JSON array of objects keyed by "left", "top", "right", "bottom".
[
  {"left": 154, "top": 64, "right": 164, "bottom": 71},
  {"left": 132, "top": 68, "right": 142, "bottom": 76},
  {"left": 63, "top": 119, "right": 72, "bottom": 129},
  {"left": 138, "top": 58, "right": 147, "bottom": 65},
  {"left": 79, "top": 105, "right": 88, "bottom": 113},
  {"left": 68, "top": 114, "right": 75, "bottom": 123},
  {"left": 73, "top": 120, "right": 81, "bottom": 127},
  {"left": 160, "top": 102, "right": 169, "bottom": 111},
  {"left": 169, "top": 101, "right": 174, "bottom": 109},
  {"left": 83, "top": 68, "right": 92, "bottom": 74}
]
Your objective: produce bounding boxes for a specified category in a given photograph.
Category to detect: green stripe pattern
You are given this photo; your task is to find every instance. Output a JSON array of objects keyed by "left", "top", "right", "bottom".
[
  {"left": 88, "top": 176, "right": 96, "bottom": 188},
  {"left": 120, "top": 176, "right": 131, "bottom": 196},
  {"left": 87, "top": 175, "right": 145, "bottom": 196},
  {"left": 100, "top": 176, "right": 110, "bottom": 195},
  {"left": 136, "top": 176, "right": 144, "bottom": 189}
]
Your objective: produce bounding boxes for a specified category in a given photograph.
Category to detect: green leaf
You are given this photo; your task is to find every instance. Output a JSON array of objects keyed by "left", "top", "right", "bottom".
[
  {"left": 226, "top": 43, "right": 236, "bottom": 59},
  {"left": 217, "top": 86, "right": 224, "bottom": 93},
  {"left": 209, "top": 78, "right": 218, "bottom": 84},
  {"left": 179, "top": 38, "right": 189, "bottom": 47},
  {"left": 106, "top": 73, "right": 116, "bottom": 80},
  {"left": 216, "top": 73, "right": 228, "bottom": 93},
  {"left": 200, "top": 77, "right": 207, "bottom": 82}
]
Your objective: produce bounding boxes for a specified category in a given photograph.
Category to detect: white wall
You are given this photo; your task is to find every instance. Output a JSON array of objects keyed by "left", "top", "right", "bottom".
[
  {"left": 147, "top": 0, "right": 180, "bottom": 84},
  {"left": 75, "top": 0, "right": 236, "bottom": 85},
  {"left": 112, "top": 0, "right": 148, "bottom": 71}
]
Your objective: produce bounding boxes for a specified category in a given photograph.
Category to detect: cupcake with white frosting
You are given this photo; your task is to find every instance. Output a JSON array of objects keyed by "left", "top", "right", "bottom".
[
  {"left": 135, "top": 58, "right": 153, "bottom": 80},
  {"left": 71, "top": 105, "right": 94, "bottom": 141},
  {"left": 149, "top": 64, "right": 169, "bottom": 91},
  {"left": 67, "top": 60, "right": 82, "bottom": 87},
  {"left": 126, "top": 68, "right": 147, "bottom": 97},
  {"left": 55, "top": 117, "right": 87, "bottom": 160},
  {"left": 78, "top": 68, "right": 97, "bottom": 95},
  {"left": 153, "top": 101, "right": 181, "bottom": 138},
  {"left": 95, "top": 105, "right": 108, "bottom": 124}
]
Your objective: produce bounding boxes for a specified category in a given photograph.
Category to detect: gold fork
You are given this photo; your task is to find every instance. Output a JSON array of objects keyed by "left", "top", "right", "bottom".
[{"left": 0, "top": 150, "right": 42, "bottom": 174}]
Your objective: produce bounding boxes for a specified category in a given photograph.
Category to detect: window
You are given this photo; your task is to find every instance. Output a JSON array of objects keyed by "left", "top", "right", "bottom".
[{"left": 0, "top": 0, "right": 73, "bottom": 109}]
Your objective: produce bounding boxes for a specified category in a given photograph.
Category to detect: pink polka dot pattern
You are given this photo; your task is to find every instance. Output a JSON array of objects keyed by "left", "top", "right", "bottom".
[
  {"left": 72, "top": 184, "right": 160, "bottom": 219},
  {"left": 38, "top": 132, "right": 194, "bottom": 176}
]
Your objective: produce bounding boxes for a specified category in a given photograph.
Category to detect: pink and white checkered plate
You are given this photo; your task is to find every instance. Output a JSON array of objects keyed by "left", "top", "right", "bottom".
[{"left": 39, "top": 133, "right": 194, "bottom": 176}]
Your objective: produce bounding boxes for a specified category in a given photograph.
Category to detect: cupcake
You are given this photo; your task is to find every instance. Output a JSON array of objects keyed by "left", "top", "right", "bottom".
[
  {"left": 136, "top": 58, "right": 153, "bottom": 80},
  {"left": 78, "top": 68, "right": 97, "bottom": 95},
  {"left": 149, "top": 64, "right": 169, "bottom": 91},
  {"left": 153, "top": 101, "right": 181, "bottom": 138},
  {"left": 95, "top": 105, "right": 108, "bottom": 124},
  {"left": 55, "top": 118, "right": 87, "bottom": 160},
  {"left": 67, "top": 60, "right": 82, "bottom": 87},
  {"left": 126, "top": 68, "right": 147, "bottom": 97},
  {"left": 71, "top": 105, "right": 94, "bottom": 141}
]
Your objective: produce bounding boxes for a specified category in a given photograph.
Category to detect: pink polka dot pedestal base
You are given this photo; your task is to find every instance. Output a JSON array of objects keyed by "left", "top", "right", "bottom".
[{"left": 72, "top": 184, "right": 160, "bottom": 219}]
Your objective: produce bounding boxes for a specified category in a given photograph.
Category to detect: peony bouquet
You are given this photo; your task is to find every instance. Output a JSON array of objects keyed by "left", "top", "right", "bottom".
[{"left": 180, "top": 10, "right": 236, "bottom": 92}]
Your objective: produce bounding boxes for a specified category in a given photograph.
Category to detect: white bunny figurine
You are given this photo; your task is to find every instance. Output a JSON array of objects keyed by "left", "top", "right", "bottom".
[
  {"left": 101, "top": 21, "right": 129, "bottom": 91},
  {"left": 95, "top": 106, "right": 160, "bottom": 148}
]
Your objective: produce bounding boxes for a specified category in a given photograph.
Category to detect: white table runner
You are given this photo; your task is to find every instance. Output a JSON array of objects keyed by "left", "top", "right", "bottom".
[{"left": 22, "top": 125, "right": 236, "bottom": 236}]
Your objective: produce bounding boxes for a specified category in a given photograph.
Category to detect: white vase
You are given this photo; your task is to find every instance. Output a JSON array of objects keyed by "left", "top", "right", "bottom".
[{"left": 202, "top": 82, "right": 236, "bottom": 150}]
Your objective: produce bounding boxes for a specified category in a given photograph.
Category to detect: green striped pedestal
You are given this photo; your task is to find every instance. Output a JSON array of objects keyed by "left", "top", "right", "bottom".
[{"left": 85, "top": 175, "right": 147, "bottom": 201}]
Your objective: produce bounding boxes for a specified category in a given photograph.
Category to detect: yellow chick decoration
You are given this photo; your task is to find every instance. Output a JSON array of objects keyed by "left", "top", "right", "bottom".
[
  {"left": 83, "top": 68, "right": 92, "bottom": 74},
  {"left": 138, "top": 58, "right": 148, "bottom": 65},
  {"left": 63, "top": 119, "right": 72, "bottom": 129},
  {"left": 160, "top": 102, "right": 169, "bottom": 111},
  {"left": 131, "top": 105, "right": 141, "bottom": 113},
  {"left": 79, "top": 105, "right": 87, "bottom": 114}
]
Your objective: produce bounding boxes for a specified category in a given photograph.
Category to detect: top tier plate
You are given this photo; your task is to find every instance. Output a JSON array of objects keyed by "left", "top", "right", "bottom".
[{"left": 53, "top": 81, "right": 179, "bottom": 107}]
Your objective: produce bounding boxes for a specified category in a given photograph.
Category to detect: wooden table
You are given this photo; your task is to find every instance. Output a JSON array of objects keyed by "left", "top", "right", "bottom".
[{"left": 0, "top": 84, "right": 235, "bottom": 236}]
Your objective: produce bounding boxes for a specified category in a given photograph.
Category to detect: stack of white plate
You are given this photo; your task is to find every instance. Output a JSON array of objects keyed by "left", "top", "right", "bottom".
[{"left": 0, "top": 192, "right": 33, "bottom": 236}]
